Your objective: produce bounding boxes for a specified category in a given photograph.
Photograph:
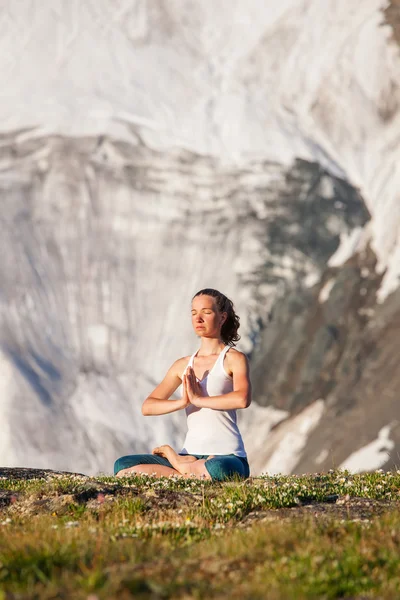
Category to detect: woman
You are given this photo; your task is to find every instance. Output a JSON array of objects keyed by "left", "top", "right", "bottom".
[{"left": 114, "top": 288, "right": 251, "bottom": 482}]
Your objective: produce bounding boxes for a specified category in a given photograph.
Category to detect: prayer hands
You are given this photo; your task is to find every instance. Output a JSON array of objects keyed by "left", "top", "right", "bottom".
[
  {"left": 181, "top": 374, "right": 191, "bottom": 408},
  {"left": 183, "top": 366, "right": 204, "bottom": 407}
]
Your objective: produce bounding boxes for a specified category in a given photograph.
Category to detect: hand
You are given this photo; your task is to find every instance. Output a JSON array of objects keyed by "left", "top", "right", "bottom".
[
  {"left": 184, "top": 366, "right": 204, "bottom": 407},
  {"left": 181, "top": 373, "right": 191, "bottom": 408},
  {"left": 152, "top": 445, "right": 168, "bottom": 457}
]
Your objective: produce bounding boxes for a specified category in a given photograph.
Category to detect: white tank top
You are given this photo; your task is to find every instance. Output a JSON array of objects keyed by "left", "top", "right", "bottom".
[{"left": 179, "top": 345, "right": 247, "bottom": 457}]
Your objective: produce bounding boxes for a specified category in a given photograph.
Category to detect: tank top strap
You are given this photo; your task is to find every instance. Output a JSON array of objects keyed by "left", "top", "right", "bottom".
[
  {"left": 215, "top": 344, "right": 230, "bottom": 370},
  {"left": 221, "top": 345, "right": 230, "bottom": 359},
  {"left": 184, "top": 345, "right": 229, "bottom": 376},
  {"left": 182, "top": 350, "right": 197, "bottom": 376}
]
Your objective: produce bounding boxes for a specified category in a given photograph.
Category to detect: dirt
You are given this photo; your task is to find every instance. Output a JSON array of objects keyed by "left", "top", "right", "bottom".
[
  {"left": 237, "top": 496, "right": 398, "bottom": 529},
  {"left": 0, "top": 467, "right": 204, "bottom": 516},
  {"left": 1, "top": 468, "right": 399, "bottom": 527}
]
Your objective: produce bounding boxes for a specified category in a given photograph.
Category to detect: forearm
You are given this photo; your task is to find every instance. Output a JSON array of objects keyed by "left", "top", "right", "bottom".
[
  {"left": 195, "top": 390, "right": 249, "bottom": 410},
  {"left": 142, "top": 397, "right": 186, "bottom": 416}
]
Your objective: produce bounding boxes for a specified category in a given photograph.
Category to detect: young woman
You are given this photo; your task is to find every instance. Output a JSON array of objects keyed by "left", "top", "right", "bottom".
[{"left": 114, "top": 288, "right": 251, "bottom": 481}]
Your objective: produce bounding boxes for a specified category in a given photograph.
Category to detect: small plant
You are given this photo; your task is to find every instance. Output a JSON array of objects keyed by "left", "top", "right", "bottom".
[{"left": 0, "top": 469, "right": 399, "bottom": 598}]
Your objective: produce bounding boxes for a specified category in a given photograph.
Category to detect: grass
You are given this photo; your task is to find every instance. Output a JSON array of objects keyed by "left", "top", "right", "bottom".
[{"left": 0, "top": 468, "right": 400, "bottom": 598}]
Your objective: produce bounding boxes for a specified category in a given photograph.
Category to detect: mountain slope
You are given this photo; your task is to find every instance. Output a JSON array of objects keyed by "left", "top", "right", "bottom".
[{"left": 0, "top": 1, "right": 399, "bottom": 474}]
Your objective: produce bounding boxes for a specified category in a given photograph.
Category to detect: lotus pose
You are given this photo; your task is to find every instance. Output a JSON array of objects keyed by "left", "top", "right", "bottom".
[{"left": 114, "top": 288, "right": 251, "bottom": 481}]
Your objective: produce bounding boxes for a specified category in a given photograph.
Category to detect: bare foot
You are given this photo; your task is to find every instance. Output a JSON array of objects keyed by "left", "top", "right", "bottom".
[
  {"left": 152, "top": 445, "right": 201, "bottom": 474},
  {"left": 152, "top": 445, "right": 174, "bottom": 459}
]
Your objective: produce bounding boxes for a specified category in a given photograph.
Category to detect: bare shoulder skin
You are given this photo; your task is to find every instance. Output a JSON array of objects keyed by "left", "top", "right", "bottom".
[
  {"left": 224, "top": 347, "right": 248, "bottom": 375},
  {"left": 225, "top": 348, "right": 252, "bottom": 407},
  {"left": 174, "top": 355, "right": 192, "bottom": 380}
]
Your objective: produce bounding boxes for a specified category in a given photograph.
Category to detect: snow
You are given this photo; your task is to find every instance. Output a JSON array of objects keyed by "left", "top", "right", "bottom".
[
  {"left": 0, "top": 352, "right": 16, "bottom": 465},
  {"left": 239, "top": 403, "right": 289, "bottom": 467},
  {"left": 327, "top": 228, "right": 364, "bottom": 268},
  {"left": 319, "top": 279, "right": 336, "bottom": 303},
  {"left": 258, "top": 400, "right": 325, "bottom": 475},
  {"left": 339, "top": 424, "right": 396, "bottom": 473},
  {"left": 0, "top": 1, "right": 400, "bottom": 473},
  {"left": 2, "top": 1, "right": 399, "bottom": 286},
  {"left": 314, "top": 448, "right": 329, "bottom": 465},
  {"left": 1, "top": 1, "right": 398, "bottom": 296}
]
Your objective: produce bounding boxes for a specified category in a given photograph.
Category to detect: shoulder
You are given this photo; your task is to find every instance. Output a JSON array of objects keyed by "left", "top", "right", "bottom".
[
  {"left": 170, "top": 355, "right": 192, "bottom": 378},
  {"left": 225, "top": 347, "right": 249, "bottom": 374}
]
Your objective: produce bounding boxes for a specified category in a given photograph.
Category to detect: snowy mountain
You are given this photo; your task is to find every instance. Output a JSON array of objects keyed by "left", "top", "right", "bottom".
[{"left": 0, "top": 0, "right": 399, "bottom": 475}]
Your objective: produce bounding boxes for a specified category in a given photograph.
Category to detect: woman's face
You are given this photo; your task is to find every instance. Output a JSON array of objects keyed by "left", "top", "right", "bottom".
[{"left": 191, "top": 295, "right": 227, "bottom": 338}]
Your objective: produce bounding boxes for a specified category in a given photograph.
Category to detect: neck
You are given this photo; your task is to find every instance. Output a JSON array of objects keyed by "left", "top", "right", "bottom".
[{"left": 198, "top": 337, "right": 225, "bottom": 356}]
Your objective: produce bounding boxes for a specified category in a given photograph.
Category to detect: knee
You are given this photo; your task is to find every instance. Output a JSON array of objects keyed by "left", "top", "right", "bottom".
[
  {"left": 114, "top": 458, "right": 123, "bottom": 475},
  {"left": 113, "top": 454, "right": 150, "bottom": 475},
  {"left": 114, "top": 455, "right": 133, "bottom": 475},
  {"left": 206, "top": 456, "right": 246, "bottom": 482}
]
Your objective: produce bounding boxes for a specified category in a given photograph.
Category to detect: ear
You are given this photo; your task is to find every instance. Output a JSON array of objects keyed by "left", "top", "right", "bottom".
[{"left": 221, "top": 312, "right": 227, "bottom": 325}]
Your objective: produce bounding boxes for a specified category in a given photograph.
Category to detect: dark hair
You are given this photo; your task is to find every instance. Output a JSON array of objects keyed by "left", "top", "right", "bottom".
[{"left": 192, "top": 288, "right": 241, "bottom": 346}]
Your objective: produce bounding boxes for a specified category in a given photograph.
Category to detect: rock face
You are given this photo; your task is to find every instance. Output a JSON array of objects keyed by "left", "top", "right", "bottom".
[
  {"left": 246, "top": 250, "right": 400, "bottom": 475},
  {"left": 0, "top": 136, "right": 368, "bottom": 473},
  {"left": 0, "top": 1, "right": 400, "bottom": 475}
]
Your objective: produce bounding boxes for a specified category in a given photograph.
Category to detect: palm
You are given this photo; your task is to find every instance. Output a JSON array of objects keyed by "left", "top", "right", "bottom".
[
  {"left": 182, "top": 375, "right": 191, "bottom": 407},
  {"left": 185, "top": 367, "right": 202, "bottom": 402}
]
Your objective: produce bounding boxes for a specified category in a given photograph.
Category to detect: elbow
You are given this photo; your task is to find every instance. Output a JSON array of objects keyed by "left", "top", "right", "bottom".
[
  {"left": 240, "top": 392, "right": 251, "bottom": 409},
  {"left": 142, "top": 399, "right": 150, "bottom": 416}
]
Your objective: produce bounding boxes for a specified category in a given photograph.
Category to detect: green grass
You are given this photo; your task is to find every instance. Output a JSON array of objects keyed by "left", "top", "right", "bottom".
[{"left": 0, "top": 469, "right": 400, "bottom": 599}]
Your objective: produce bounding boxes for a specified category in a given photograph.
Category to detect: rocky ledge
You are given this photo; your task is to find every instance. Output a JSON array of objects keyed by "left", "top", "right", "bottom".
[{"left": 1, "top": 468, "right": 398, "bottom": 526}]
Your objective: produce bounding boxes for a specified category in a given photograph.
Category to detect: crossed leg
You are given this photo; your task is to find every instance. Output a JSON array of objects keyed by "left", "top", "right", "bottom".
[
  {"left": 152, "top": 445, "right": 214, "bottom": 478},
  {"left": 116, "top": 464, "right": 180, "bottom": 478},
  {"left": 115, "top": 445, "right": 213, "bottom": 480}
]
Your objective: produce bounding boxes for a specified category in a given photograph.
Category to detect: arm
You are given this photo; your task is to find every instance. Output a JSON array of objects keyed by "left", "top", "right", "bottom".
[
  {"left": 186, "top": 351, "right": 252, "bottom": 410},
  {"left": 142, "top": 358, "right": 189, "bottom": 416}
]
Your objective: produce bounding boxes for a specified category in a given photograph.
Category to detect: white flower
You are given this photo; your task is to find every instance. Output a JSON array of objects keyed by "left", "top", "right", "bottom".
[{"left": 65, "top": 521, "right": 79, "bottom": 528}]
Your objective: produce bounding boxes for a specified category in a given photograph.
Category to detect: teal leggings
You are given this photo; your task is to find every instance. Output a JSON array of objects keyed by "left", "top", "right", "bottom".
[{"left": 114, "top": 453, "right": 250, "bottom": 482}]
